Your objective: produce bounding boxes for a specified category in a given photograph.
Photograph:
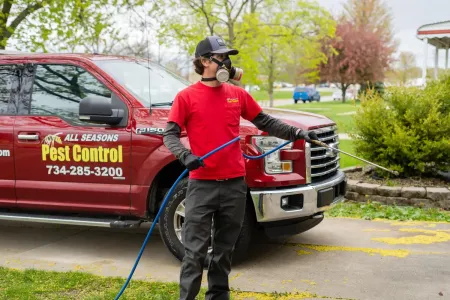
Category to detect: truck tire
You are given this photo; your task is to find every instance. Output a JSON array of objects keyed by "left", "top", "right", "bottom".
[{"left": 158, "top": 177, "right": 252, "bottom": 266}]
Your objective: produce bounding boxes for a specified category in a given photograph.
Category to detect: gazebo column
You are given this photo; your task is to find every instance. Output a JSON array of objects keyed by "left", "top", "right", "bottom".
[
  {"left": 446, "top": 46, "right": 449, "bottom": 70},
  {"left": 422, "top": 38, "right": 428, "bottom": 81},
  {"left": 434, "top": 47, "right": 439, "bottom": 79}
]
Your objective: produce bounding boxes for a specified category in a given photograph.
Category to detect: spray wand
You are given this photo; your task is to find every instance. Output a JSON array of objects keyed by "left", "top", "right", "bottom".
[{"left": 311, "top": 139, "right": 399, "bottom": 176}]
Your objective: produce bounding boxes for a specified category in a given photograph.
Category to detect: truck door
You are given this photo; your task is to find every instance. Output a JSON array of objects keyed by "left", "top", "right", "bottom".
[
  {"left": 13, "top": 63, "right": 132, "bottom": 215},
  {"left": 0, "top": 64, "right": 18, "bottom": 207}
]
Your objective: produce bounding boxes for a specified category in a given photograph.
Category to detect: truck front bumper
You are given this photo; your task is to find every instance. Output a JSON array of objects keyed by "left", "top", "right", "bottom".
[{"left": 250, "top": 170, "right": 346, "bottom": 223}]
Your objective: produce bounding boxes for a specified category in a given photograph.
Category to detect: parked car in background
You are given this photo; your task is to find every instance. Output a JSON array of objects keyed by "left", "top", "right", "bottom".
[
  {"left": 332, "top": 90, "right": 356, "bottom": 101},
  {"left": 293, "top": 87, "right": 321, "bottom": 103}
]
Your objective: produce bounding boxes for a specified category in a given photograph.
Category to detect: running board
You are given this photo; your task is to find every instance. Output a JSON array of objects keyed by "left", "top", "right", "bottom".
[{"left": 0, "top": 212, "right": 143, "bottom": 228}]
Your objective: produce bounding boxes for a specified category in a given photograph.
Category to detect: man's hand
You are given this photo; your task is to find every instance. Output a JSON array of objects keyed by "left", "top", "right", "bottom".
[
  {"left": 295, "top": 129, "right": 319, "bottom": 144},
  {"left": 183, "top": 154, "right": 205, "bottom": 171}
]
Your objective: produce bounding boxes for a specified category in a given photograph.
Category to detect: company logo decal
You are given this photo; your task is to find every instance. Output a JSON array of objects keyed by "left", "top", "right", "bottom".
[
  {"left": 41, "top": 133, "right": 122, "bottom": 163},
  {"left": 227, "top": 98, "right": 239, "bottom": 104},
  {"left": 41, "top": 133, "right": 125, "bottom": 178},
  {"left": 0, "top": 150, "right": 10, "bottom": 157}
]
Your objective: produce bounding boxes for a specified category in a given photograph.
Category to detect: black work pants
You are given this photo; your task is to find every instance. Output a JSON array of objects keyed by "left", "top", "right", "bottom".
[{"left": 179, "top": 176, "right": 247, "bottom": 300}]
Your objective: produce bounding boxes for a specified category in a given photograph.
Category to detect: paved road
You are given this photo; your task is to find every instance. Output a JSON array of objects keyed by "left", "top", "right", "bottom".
[
  {"left": 259, "top": 95, "right": 334, "bottom": 107},
  {"left": 0, "top": 217, "right": 449, "bottom": 299}
]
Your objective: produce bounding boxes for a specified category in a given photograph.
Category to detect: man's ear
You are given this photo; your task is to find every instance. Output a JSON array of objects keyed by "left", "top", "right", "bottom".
[{"left": 201, "top": 58, "right": 210, "bottom": 68}]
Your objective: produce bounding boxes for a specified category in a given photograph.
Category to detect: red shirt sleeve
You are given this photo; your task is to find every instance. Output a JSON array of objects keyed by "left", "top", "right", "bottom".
[
  {"left": 167, "top": 92, "right": 189, "bottom": 129},
  {"left": 241, "top": 90, "right": 262, "bottom": 121}
]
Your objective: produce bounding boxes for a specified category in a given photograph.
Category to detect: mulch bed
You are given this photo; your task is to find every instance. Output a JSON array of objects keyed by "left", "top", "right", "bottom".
[{"left": 345, "top": 169, "right": 450, "bottom": 188}]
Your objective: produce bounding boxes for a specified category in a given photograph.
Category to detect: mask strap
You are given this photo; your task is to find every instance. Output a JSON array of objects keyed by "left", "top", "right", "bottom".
[
  {"left": 210, "top": 57, "right": 226, "bottom": 68},
  {"left": 201, "top": 77, "right": 217, "bottom": 81}
]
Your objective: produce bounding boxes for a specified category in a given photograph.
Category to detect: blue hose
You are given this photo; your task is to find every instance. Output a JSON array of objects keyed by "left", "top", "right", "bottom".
[{"left": 114, "top": 136, "right": 292, "bottom": 299}]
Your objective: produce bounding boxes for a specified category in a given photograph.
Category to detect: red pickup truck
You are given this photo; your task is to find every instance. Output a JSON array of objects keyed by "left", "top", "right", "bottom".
[{"left": 0, "top": 51, "right": 346, "bottom": 262}]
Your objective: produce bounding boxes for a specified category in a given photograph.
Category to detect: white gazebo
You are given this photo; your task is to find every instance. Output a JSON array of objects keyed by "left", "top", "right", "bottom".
[{"left": 416, "top": 20, "right": 450, "bottom": 81}]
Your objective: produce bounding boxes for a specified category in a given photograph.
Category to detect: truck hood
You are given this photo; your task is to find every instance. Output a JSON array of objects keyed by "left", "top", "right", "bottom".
[{"left": 133, "top": 107, "right": 336, "bottom": 134}]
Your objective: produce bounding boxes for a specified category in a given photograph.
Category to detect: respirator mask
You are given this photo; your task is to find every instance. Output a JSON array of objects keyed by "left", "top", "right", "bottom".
[{"left": 203, "top": 56, "right": 243, "bottom": 83}]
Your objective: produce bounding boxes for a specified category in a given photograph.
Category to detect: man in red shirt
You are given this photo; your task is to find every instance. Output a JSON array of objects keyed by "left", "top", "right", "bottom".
[{"left": 163, "top": 36, "right": 318, "bottom": 300}]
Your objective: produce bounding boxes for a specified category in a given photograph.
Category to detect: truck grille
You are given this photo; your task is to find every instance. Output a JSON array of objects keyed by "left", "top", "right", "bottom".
[{"left": 309, "top": 126, "right": 340, "bottom": 183}]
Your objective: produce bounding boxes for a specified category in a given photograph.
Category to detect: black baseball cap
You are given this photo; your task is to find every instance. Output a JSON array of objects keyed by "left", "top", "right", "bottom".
[{"left": 195, "top": 36, "right": 239, "bottom": 58}]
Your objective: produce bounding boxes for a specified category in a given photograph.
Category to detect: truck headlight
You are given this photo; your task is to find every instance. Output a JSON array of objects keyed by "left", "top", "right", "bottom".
[{"left": 251, "top": 136, "right": 293, "bottom": 174}]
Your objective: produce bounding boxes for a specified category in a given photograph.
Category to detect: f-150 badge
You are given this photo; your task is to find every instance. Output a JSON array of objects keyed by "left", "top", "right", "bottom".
[{"left": 136, "top": 127, "right": 165, "bottom": 135}]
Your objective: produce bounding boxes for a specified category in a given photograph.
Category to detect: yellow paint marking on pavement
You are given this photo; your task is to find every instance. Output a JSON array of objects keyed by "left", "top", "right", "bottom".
[
  {"left": 232, "top": 291, "right": 317, "bottom": 300},
  {"left": 372, "top": 228, "right": 450, "bottom": 245},
  {"left": 296, "top": 249, "right": 313, "bottom": 256},
  {"left": 301, "top": 279, "right": 317, "bottom": 286},
  {"left": 363, "top": 229, "right": 391, "bottom": 232},
  {"left": 231, "top": 272, "right": 242, "bottom": 281},
  {"left": 297, "top": 244, "right": 410, "bottom": 258}
]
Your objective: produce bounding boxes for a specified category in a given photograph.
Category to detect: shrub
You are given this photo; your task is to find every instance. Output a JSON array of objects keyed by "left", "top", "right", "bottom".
[{"left": 351, "top": 76, "right": 450, "bottom": 177}]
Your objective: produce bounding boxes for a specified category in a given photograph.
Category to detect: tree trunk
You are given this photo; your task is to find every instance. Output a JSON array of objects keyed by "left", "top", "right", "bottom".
[
  {"left": 341, "top": 84, "right": 348, "bottom": 103},
  {"left": 250, "top": 0, "right": 257, "bottom": 13},
  {"left": 268, "top": 43, "right": 275, "bottom": 107}
]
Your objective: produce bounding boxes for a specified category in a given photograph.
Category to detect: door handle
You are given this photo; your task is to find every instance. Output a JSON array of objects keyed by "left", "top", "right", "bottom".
[{"left": 18, "top": 134, "right": 39, "bottom": 141}]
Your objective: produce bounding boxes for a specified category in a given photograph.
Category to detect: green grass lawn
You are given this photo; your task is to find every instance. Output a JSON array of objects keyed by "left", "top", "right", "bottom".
[
  {"left": 279, "top": 101, "right": 360, "bottom": 134},
  {"left": 0, "top": 267, "right": 319, "bottom": 299},
  {"left": 338, "top": 139, "right": 366, "bottom": 169},
  {"left": 326, "top": 201, "right": 450, "bottom": 222},
  {"left": 250, "top": 90, "right": 332, "bottom": 101}
]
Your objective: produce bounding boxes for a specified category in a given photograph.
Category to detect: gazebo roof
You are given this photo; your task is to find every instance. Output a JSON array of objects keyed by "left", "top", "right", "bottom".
[{"left": 417, "top": 20, "right": 450, "bottom": 49}]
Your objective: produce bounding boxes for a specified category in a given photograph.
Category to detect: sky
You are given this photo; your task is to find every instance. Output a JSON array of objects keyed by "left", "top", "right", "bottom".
[{"left": 316, "top": 0, "right": 450, "bottom": 68}]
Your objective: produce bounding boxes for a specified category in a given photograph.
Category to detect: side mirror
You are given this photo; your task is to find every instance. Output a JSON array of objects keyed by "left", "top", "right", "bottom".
[{"left": 79, "top": 95, "right": 124, "bottom": 125}]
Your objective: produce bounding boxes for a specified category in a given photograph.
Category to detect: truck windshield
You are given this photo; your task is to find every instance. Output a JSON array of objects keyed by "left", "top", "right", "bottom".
[{"left": 94, "top": 59, "right": 189, "bottom": 107}]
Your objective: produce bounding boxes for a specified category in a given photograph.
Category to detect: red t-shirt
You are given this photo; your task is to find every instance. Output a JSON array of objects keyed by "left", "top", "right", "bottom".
[{"left": 167, "top": 81, "right": 262, "bottom": 180}]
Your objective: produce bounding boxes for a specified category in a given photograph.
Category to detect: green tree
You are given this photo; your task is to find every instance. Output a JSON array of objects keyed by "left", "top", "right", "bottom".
[
  {"left": 256, "top": 1, "right": 335, "bottom": 106},
  {"left": 154, "top": 0, "right": 270, "bottom": 85},
  {"left": 153, "top": 0, "right": 334, "bottom": 106},
  {"left": 0, "top": 0, "right": 143, "bottom": 51}
]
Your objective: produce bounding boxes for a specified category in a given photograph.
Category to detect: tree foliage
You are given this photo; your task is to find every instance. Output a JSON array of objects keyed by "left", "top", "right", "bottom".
[
  {"left": 319, "top": 22, "right": 391, "bottom": 102},
  {"left": 343, "top": 0, "right": 396, "bottom": 50},
  {"left": 152, "top": 0, "right": 335, "bottom": 106},
  {"left": 386, "top": 51, "right": 420, "bottom": 86},
  {"left": 0, "top": 0, "right": 143, "bottom": 51},
  {"left": 255, "top": 1, "right": 335, "bottom": 106}
]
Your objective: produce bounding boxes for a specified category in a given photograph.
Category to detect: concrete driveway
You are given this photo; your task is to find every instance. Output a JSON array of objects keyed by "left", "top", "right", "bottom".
[{"left": 0, "top": 217, "right": 449, "bottom": 299}]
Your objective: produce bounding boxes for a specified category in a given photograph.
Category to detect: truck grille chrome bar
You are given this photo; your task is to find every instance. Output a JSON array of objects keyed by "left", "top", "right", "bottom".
[{"left": 309, "top": 126, "right": 340, "bottom": 183}]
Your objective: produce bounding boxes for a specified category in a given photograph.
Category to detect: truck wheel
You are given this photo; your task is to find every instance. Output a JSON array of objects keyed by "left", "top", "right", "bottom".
[{"left": 158, "top": 177, "right": 252, "bottom": 266}]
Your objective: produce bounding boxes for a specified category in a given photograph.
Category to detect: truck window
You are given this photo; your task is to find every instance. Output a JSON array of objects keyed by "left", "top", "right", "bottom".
[
  {"left": 20, "top": 64, "right": 113, "bottom": 125},
  {"left": 0, "top": 65, "right": 18, "bottom": 115}
]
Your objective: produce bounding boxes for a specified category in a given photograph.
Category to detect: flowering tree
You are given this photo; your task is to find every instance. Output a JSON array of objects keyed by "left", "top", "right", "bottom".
[{"left": 319, "top": 22, "right": 392, "bottom": 102}]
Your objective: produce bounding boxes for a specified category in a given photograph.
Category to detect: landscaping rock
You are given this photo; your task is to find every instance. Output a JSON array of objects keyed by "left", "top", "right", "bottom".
[
  {"left": 391, "top": 197, "right": 412, "bottom": 206},
  {"left": 362, "top": 165, "right": 376, "bottom": 175},
  {"left": 410, "top": 198, "right": 435, "bottom": 209},
  {"left": 341, "top": 166, "right": 362, "bottom": 173},
  {"left": 426, "top": 187, "right": 450, "bottom": 202},
  {"left": 437, "top": 200, "right": 450, "bottom": 210},
  {"left": 354, "top": 183, "right": 380, "bottom": 195},
  {"left": 401, "top": 187, "right": 426, "bottom": 198},
  {"left": 367, "top": 195, "right": 388, "bottom": 204},
  {"left": 344, "top": 191, "right": 359, "bottom": 201},
  {"left": 356, "top": 194, "right": 368, "bottom": 203},
  {"left": 377, "top": 186, "right": 402, "bottom": 197},
  {"left": 346, "top": 180, "right": 359, "bottom": 192}
]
